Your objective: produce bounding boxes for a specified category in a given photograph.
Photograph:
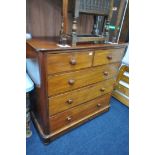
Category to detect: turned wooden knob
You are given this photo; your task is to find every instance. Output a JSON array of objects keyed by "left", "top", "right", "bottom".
[
  {"left": 103, "top": 71, "right": 109, "bottom": 76},
  {"left": 100, "top": 88, "right": 105, "bottom": 92},
  {"left": 107, "top": 55, "right": 112, "bottom": 60},
  {"left": 70, "top": 59, "right": 76, "bottom": 65},
  {"left": 97, "top": 103, "right": 101, "bottom": 107},
  {"left": 66, "top": 116, "right": 72, "bottom": 121},
  {"left": 68, "top": 79, "right": 75, "bottom": 85},
  {"left": 67, "top": 99, "right": 73, "bottom": 104}
]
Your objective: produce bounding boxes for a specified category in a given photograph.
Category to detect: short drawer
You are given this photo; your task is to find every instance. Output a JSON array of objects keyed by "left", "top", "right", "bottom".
[
  {"left": 49, "top": 93, "right": 111, "bottom": 132},
  {"left": 48, "top": 63, "right": 120, "bottom": 96},
  {"left": 47, "top": 51, "right": 93, "bottom": 74},
  {"left": 48, "top": 78, "right": 115, "bottom": 115},
  {"left": 93, "top": 48, "right": 125, "bottom": 66}
]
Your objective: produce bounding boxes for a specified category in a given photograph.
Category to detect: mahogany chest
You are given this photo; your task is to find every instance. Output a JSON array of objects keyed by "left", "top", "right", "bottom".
[{"left": 26, "top": 38, "right": 127, "bottom": 143}]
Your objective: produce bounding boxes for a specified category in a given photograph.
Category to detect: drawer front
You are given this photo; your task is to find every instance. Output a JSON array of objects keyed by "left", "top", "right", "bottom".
[
  {"left": 48, "top": 63, "right": 120, "bottom": 96},
  {"left": 49, "top": 93, "right": 111, "bottom": 132},
  {"left": 47, "top": 51, "right": 93, "bottom": 74},
  {"left": 93, "top": 48, "right": 125, "bottom": 66},
  {"left": 49, "top": 78, "right": 115, "bottom": 116}
]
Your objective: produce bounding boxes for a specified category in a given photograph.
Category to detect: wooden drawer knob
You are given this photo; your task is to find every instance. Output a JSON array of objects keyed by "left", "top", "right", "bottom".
[
  {"left": 100, "top": 88, "right": 105, "bottom": 92},
  {"left": 70, "top": 59, "right": 76, "bottom": 65},
  {"left": 97, "top": 103, "right": 101, "bottom": 107},
  {"left": 67, "top": 99, "right": 73, "bottom": 104},
  {"left": 66, "top": 116, "right": 72, "bottom": 121},
  {"left": 103, "top": 71, "right": 109, "bottom": 76},
  {"left": 107, "top": 55, "right": 112, "bottom": 60},
  {"left": 68, "top": 79, "right": 75, "bottom": 85}
]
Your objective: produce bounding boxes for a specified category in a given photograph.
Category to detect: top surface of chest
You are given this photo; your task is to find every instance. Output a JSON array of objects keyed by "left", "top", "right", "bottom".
[{"left": 26, "top": 37, "right": 128, "bottom": 53}]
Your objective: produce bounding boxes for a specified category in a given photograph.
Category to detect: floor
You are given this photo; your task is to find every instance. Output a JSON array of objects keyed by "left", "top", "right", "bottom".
[{"left": 26, "top": 97, "right": 129, "bottom": 155}]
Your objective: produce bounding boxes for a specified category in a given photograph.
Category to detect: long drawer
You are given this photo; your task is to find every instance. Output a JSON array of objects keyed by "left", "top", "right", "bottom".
[
  {"left": 47, "top": 51, "right": 93, "bottom": 74},
  {"left": 93, "top": 48, "right": 125, "bottom": 66},
  {"left": 48, "top": 63, "right": 119, "bottom": 96},
  {"left": 49, "top": 78, "right": 115, "bottom": 116},
  {"left": 49, "top": 93, "right": 111, "bottom": 132}
]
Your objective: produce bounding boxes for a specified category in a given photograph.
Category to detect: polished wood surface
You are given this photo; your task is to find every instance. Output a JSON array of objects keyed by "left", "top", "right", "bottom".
[
  {"left": 26, "top": 38, "right": 128, "bottom": 142},
  {"left": 26, "top": 37, "right": 128, "bottom": 52},
  {"left": 112, "top": 90, "right": 128, "bottom": 106},
  {"left": 121, "top": 74, "right": 129, "bottom": 83},
  {"left": 49, "top": 93, "right": 111, "bottom": 132},
  {"left": 115, "top": 83, "right": 129, "bottom": 96},
  {"left": 48, "top": 63, "right": 120, "bottom": 96},
  {"left": 62, "top": 0, "right": 69, "bottom": 34},
  {"left": 113, "top": 65, "right": 129, "bottom": 106},
  {"left": 93, "top": 48, "right": 125, "bottom": 66},
  {"left": 47, "top": 51, "right": 93, "bottom": 74},
  {"left": 49, "top": 79, "right": 115, "bottom": 115},
  {"left": 30, "top": 53, "right": 49, "bottom": 134},
  {"left": 116, "top": 65, "right": 129, "bottom": 82},
  {"left": 26, "top": 43, "right": 37, "bottom": 58}
]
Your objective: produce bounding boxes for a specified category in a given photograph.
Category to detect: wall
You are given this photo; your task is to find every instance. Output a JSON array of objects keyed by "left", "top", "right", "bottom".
[{"left": 26, "top": 0, "right": 94, "bottom": 37}]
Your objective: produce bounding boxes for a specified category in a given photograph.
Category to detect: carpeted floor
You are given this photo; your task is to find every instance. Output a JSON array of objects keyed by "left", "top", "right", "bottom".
[{"left": 26, "top": 97, "right": 129, "bottom": 155}]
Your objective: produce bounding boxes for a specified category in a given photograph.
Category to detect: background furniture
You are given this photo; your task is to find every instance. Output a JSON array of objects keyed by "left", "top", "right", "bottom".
[
  {"left": 59, "top": 0, "right": 114, "bottom": 45},
  {"left": 113, "top": 65, "right": 129, "bottom": 106},
  {"left": 26, "top": 38, "right": 127, "bottom": 142},
  {"left": 112, "top": 47, "right": 129, "bottom": 106},
  {"left": 26, "top": 0, "right": 128, "bottom": 43},
  {"left": 26, "top": 73, "right": 34, "bottom": 138}
]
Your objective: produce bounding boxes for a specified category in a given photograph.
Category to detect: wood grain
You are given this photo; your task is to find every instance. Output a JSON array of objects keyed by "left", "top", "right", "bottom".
[
  {"left": 93, "top": 48, "right": 125, "bottom": 66},
  {"left": 26, "top": 0, "right": 93, "bottom": 37},
  {"left": 47, "top": 51, "right": 93, "bottom": 74},
  {"left": 48, "top": 63, "right": 120, "bottom": 96},
  {"left": 121, "top": 74, "right": 129, "bottom": 83},
  {"left": 114, "top": 83, "right": 129, "bottom": 96},
  {"left": 26, "top": 38, "right": 128, "bottom": 142},
  {"left": 49, "top": 93, "right": 111, "bottom": 132},
  {"left": 26, "top": 38, "right": 128, "bottom": 52},
  {"left": 26, "top": 0, "right": 62, "bottom": 37},
  {"left": 112, "top": 65, "right": 129, "bottom": 107},
  {"left": 49, "top": 79, "right": 115, "bottom": 115},
  {"left": 112, "top": 90, "right": 129, "bottom": 106},
  {"left": 29, "top": 52, "right": 49, "bottom": 134},
  {"left": 116, "top": 65, "right": 129, "bottom": 82},
  {"left": 26, "top": 42, "right": 38, "bottom": 58}
]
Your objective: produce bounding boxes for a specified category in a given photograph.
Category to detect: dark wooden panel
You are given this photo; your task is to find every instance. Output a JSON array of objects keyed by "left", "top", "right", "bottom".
[
  {"left": 26, "top": 0, "right": 94, "bottom": 37},
  {"left": 26, "top": 0, "right": 62, "bottom": 37}
]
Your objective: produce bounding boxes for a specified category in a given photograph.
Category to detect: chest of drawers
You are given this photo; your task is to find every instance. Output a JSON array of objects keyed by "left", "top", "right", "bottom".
[{"left": 26, "top": 38, "right": 127, "bottom": 143}]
